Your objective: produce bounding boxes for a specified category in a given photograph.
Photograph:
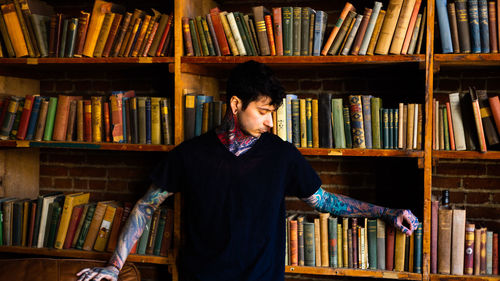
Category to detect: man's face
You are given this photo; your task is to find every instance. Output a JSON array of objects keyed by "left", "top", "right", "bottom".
[{"left": 236, "top": 96, "right": 276, "bottom": 138}]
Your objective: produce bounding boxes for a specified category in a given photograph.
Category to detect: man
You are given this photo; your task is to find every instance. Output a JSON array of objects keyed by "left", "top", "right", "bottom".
[{"left": 77, "top": 61, "right": 419, "bottom": 281}]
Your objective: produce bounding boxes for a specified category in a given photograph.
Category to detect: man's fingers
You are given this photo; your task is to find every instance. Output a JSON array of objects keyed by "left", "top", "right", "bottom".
[
  {"left": 85, "top": 271, "right": 100, "bottom": 281},
  {"left": 77, "top": 268, "right": 90, "bottom": 276}
]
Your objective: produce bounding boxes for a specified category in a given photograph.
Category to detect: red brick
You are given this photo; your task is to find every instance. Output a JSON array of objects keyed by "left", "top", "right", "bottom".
[
  {"left": 463, "top": 178, "right": 500, "bottom": 189},
  {"left": 435, "top": 163, "right": 486, "bottom": 176},
  {"left": 285, "top": 198, "right": 313, "bottom": 211},
  {"left": 450, "top": 191, "right": 466, "bottom": 203},
  {"left": 75, "top": 81, "right": 92, "bottom": 91},
  {"left": 39, "top": 176, "right": 53, "bottom": 188},
  {"left": 48, "top": 153, "right": 86, "bottom": 164},
  {"left": 107, "top": 180, "right": 128, "bottom": 191},
  {"left": 320, "top": 174, "right": 365, "bottom": 186},
  {"left": 40, "top": 165, "right": 68, "bottom": 176},
  {"left": 54, "top": 178, "right": 73, "bottom": 190},
  {"left": 69, "top": 167, "right": 106, "bottom": 177},
  {"left": 322, "top": 80, "right": 343, "bottom": 91},
  {"left": 88, "top": 180, "right": 107, "bottom": 190},
  {"left": 55, "top": 81, "right": 74, "bottom": 91},
  {"left": 432, "top": 176, "right": 461, "bottom": 189},
  {"left": 299, "top": 80, "right": 322, "bottom": 91},
  {"left": 437, "top": 79, "right": 460, "bottom": 91},
  {"left": 92, "top": 81, "right": 111, "bottom": 91},
  {"left": 281, "top": 81, "right": 299, "bottom": 92},
  {"left": 40, "top": 81, "right": 54, "bottom": 92},
  {"left": 467, "top": 192, "right": 491, "bottom": 204},
  {"left": 108, "top": 167, "right": 150, "bottom": 179},
  {"left": 74, "top": 179, "right": 88, "bottom": 190},
  {"left": 466, "top": 206, "right": 500, "bottom": 220},
  {"left": 309, "top": 160, "right": 340, "bottom": 172}
]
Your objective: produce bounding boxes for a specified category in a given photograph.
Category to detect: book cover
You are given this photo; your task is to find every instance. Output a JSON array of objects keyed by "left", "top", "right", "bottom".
[
  {"left": 477, "top": 90, "right": 500, "bottom": 146},
  {"left": 478, "top": 0, "right": 490, "bottom": 53},
  {"left": 252, "top": 6, "right": 270, "bottom": 56},
  {"left": 62, "top": 204, "right": 84, "bottom": 249},
  {"left": 486, "top": 231, "right": 493, "bottom": 274},
  {"left": 272, "top": 7, "right": 283, "bottom": 55},
  {"left": 448, "top": 3, "right": 461, "bottom": 53},
  {"left": 438, "top": 209, "right": 452, "bottom": 274},
  {"left": 469, "top": 0, "right": 482, "bottom": 53},
  {"left": 16, "top": 95, "right": 35, "bottom": 140},
  {"left": 321, "top": 2, "right": 354, "bottom": 55},
  {"left": 375, "top": 0, "right": 404, "bottom": 55},
  {"left": 449, "top": 93, "right": 467, "bottom": 150},
  {"left": 349, "top": 95, "right": 366, "bottom": 148},
  {"left": 389, "top": 0, "right": 417, "bottom": 54},
  {"left": 292, "top": 7, "right": 301, "bottom": 56},
  {"left": 465, "top": 223, "right": 475, "bottom": 274},
  {"left": 328, "top": 217, "right": 338, "bottom": 267},
  {"left": 451, "top": 209, "right": 466, "bottom": 274},
  {"left": 300, "top": 7, "right": 311, "bottom": 56},
  {"left": 93, "top": 203, "right": 117, "bottom": 251},
  {"left": 319, "top": 213, "right": 329, "bottom": 266},
  {"left": 332, "top": 98, "right": 346, "bottom": 149},
  {"left": 105, "top": 206, "right": 123, "bottom": 252},
  {"left": 367, "top": 219, "right": 377, "bottom": 269},
  {"left": 54, "top": 192, "right": 89, "bottom": 249},
  {"left": 82, "top": 0, "right": 114, "bottom": 57},
  {"left": 300, "top": 99, "right": 307, "bottom": 147},
  {"left": 304, "top": 222, "right": 315, "bottom": 266},
  {"left": 470, "top": 88, "right": 487, "bottom": 151},
  {"left": 343, "top": 107, "right": 353, "bottom": 148},
  {"left": 351, "top": 8, "right": 372, "bottom": 55},
  {"left": 401, "top": 0, "right": 422, "bottom": 54},
  {"left": 1, "top": 3, "right": 28, "bottom": 57},
  {"left": 110, "top": 12, "right": 132, "bottom": 57},
  {"left": 414, "top": 223, "right": 423, "bottom": 273},
  {"left": 306, "top": 98, "right": 313, "bottom": 148},
  {"left": 489, "top": 95, "right": 500, "bottom": 135},
  {"left": 366, "top": 10, "right": 386, "bottom": 55},
  {"left": 209, "top": 8, "right": 230, "bottom": 56},
  {"left": 359, "top": 2, "right": 382, "bottom": 55},
  {"left": 159, "top": 208, "right": 174, "bottom": 256},
  {"left": 82, "top": 201, "right": 109, "bottom": 251},
  {"left": 436, "top": 0, "right": 454, "bottom": 53},
  {"left": 329, "top": 10, "right": 356, "bottom": 55},
  {"left": 488, "top": 1, "right": 498, "bottom": 53},
  {"left": 455, "top": 0, "right": 472, "bottom": 53},
  {"left": 340, "top": 14, "right": 363, "bottom": 56},
  {"left": 446, "top": 102, "right": 456, "bottom": 150},
  {"left": 394, "top": 230, "right": 406, "bottom": 271},
  {"left": 312, "top": 11, "right": 327, "bottom": 56},
  {"left": 474, "top": 228, "right": 482, "bottom": 274}
]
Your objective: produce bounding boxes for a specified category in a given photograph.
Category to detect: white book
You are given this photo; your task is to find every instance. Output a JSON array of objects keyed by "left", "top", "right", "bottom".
[
  {"left": 449, "top": 93, "right": 467, "bottom": 150},
  {"left": 226, "top": 12, "right": 247, "bottom": 56},
  {"left": 359, "top": 1, "right": 383, "bottom": 55},
  {"left": 37, "top": 194, "right": 59, "bottom": 248},
  {"left": 286, "top": 95, "right": 297, "bottom": 143},
  {"left": 413, "top": 103, "right": 418, "bottom": 149},
  {"left": 276, "top": 98, "right": 287, "bottom": 141},
  {"left": 398, "top": 103, "right": 404, "bottom": 148}
]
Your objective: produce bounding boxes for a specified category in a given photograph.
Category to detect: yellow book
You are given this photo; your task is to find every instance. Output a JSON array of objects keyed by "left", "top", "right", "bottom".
[
  {"left": 93, "top": 203, "right": 117, "bottom": 251},
  {"left": 409, "top": 232, "right": 415, "bottom": 272},
  {"left": 54, "top": 192, "right": 90, "bottom": 249},
  {"left": 319, "top": 213, "right": 329, "bottom": 267},
  {"left": 389, "top": 0, "right": 417, "bottom": 54},
  {"left": 337, "top": 223, "right": 343, "bottom": 267},
  {"left": 312, "top": 99, "right": 319, "bottom": 148},
  {"left": 119, "top": 8, "right": 143, "bottom": 56},
  {"left": 299, "top": 99, "right": 306, "bottom": 147},
  {"left": 123, "top": 17, "right": 141, "bottom": 57},
  {"left": 375, "top": 0, "right": 404, "bottom": 55},
  {"left": 343, "top": 218, "right": 348, "bottom": 267},
  {"left": 394, "top": 230, "right": 406, "bottom": 271},
  {"left": 1, "top": 3, "right": 28, "bottom": 57},
  {"left": 91, "top": 96, "right": 103, "bottom": 142},
  {"left": 131, "top": 14, "right": 151, "bottom": 57},
  {"left": 150, "top": 97, "right": 161, "bottom": 145},
  {"left": 201, "top": 102, "right": 209, "bottom": 134},
  {"left": 21, "top": 200, "right": 29, "bottom": 246},
  {"left": 93, "top": 12, "right": 115, "bottom": 57},
  {"left": 366, "top": 10, "right": 386, "bottom": 55},
  {"left": 82, "top": 0, "right": 113, "bottom": 57},
  {"left": 407, "top": 103, "right": 415, "bottom": 149},
  {"left": 314, "top": 218, "right": 321, "bottom": 266},
  {"left": 77, "top": 100, "right": 84, "bottom": 141}
]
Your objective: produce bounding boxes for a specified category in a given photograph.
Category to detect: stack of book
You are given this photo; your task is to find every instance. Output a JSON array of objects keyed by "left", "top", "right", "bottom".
[
  {"left": 0, "top": 91, "right": 174, "bottom": 145},
  {"left": 0, "top": 0, "right": 173, "bottom": 58},
  {"left": 184, "top": 91, "right": 226, "bottom": 140},
  {"left": 430, "top": 201, "right": 499, "bottom": 275},
  {"left": 436, "top": 0, "right": 499, "bottom": 54},
  {"left": 0, "top": 193, "right": 174, "bottom": 257},
  {"left": 285, "top": 213, "right": 423, "bottom": 273},
  {"left": 433, "top": 88, "right": 500, "bottom": 152},
  {"left": 182, "top": 1, "right": 426, "bottom": 57},
  {"left": 274, "top": 94, "right": 423, "bottom": 150}
]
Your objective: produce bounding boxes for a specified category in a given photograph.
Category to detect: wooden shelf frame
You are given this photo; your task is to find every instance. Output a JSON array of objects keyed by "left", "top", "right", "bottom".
[
  {"left": 433, "top": 150, "right": 500, "bottom": 160},
  {"left": 429, "top": 274, "right": 500, "bottom": 281},
  {"left": 0, "top": 246, "right": 173, "bottom": 265},
  {"left": 0, "top": 140, "right": 174, "bottom": 152},
  {"left": 299, "top": 148, "right": 424, "bottom": 158},
  {"left": 435, "top": 53, "right": 500, "bottom": 67},
  {"left": 0, "top": 57, "right": 174, "bottom": 65},
  {"left": 285, "top": 266, "right": 422, "bottom": 280}
]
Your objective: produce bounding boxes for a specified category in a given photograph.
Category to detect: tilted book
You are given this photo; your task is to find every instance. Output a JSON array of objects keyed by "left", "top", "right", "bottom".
[{"left": 375, "top": 0, "right": 404, "bottom": 55}]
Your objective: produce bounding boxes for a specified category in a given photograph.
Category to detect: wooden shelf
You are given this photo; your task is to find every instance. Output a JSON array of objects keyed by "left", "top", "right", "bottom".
[
  {"left": 433, "top": 150, "right": 500, "bottom": 160},
  {"left": 0, "top": 57, "right": 174, "bottom": 65},
  {"left": 285, "top": 266, "right": 422, "bottom": 280},
  {"left": 0, "top": 140, "right": 174, "bottom": 152},
  {"left": 299, "top": 148, "right": 424, "bottom": 158},
  {"left": 0, "top": 246, "right": 173, "bottom": 265},
  {"left": 430, "top": 274, "right": 500, "bottom": 281},
  {"left": 435, "top": 53, "right": 500, "bottom": 67}
]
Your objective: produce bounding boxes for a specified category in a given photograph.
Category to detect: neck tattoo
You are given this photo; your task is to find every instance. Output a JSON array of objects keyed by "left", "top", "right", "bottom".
[{"left": 216, "top": 111, "right": 258, "bottom": 156}]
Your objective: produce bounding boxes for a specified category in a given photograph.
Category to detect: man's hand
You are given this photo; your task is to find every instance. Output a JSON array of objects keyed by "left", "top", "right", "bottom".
[
  {"left": 76, "top": 265, "right": 119, "bottom": 281},
  {"left": 383, "top": 208, "right": 419, "bottom": 236}
]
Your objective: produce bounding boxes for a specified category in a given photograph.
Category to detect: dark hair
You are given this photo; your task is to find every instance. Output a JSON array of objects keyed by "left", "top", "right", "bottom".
[{"left": 226, "top": 60, "right": 285, "bottom": 110}]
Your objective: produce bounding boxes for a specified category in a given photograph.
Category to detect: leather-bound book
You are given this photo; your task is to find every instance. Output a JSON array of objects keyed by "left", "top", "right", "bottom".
[
  {"left": 478, "top": 0, "right": 490, "bottom": 53},
  {"left": 16, "top": 95, "right": 35, "bottom": 140},
  {"left": 347, "top": 228, "right": 353, "bottom": 268},
  {"left": 366, "top": 10, "right": 386, "bottom": 55},
  {"left": 105, "top": 206, "right": 123, "bottom": 252},
  {"left": 328, "top": 10, "right": 356, "bottom": 55},
  {"left": 376, "top": 219, "right": 386, "bottom": 269},
  {"left": 375, "top": 0, "right": 404, "bottom": 55},
  {"left": 476, "top": 90, "right": 500, "bottom": 146},
  {"left": 73, "top": 11, "right": 90, "bottom": 57},
  {"left": 62, "top": 204, "right": 84, "bottom": 249},
  {"left": 451, "top": 209, "right": 466, "bottom": 275},
  {"left": 447, "top": 3, "right": 461, "bottom": 53},
  {"left": 110, "top": 12, "right": 132, "bottom": 57},
  {"left": 155, "top": 13, "right": 173, "bottom": 57},
  {"left": 322, "top": 2, "right": 354, "bottom": 55},
  {"left": 455, "top": 0, "right": 471, "bottom": 53},
  {"left": 474, "top": 228, "right": 481, "bottom": 274},
  {"left": 401, "top": 0, "right": 422, "bottom": 54},
  {"left": 487, "top": 231, "right": 493, "bottom": 274},
  {"left": 480, "top": 228, "right": 486, "bottom": 274},
  {"left": 93, "top": 12, "right": 115, "bottom": 57},
  {"left": 182, "top": 17, "right": 194, "bottom": 56},
  {"left": 319, "top": 213, "right": 329, "bottom": 266},
  {"left": 252, "top": 6, "right": 271, "bottom": 55},
  {"left": 265, "top": 14, "right": 276, "bottom": 55},
  {"left": 389, "top": 0, "right": 416, "bottom": 54},
  {"left": 83, "top": 100, "right": 92, "bottom": 142},
  {"left": 91, "top": 96, "right": 103, "bottom": 142},
  {"left": 328, "top": 217, "right": 338, "bottom": 267},
  {"left": 488, "top": 2, "right": 498, "bottom": 53},
  {"left": 469, "top": 88, "right": 487, "bottom": 151},
  {"left": 290, "top": 219, "right": 298, "bottom": 265},
  {"left": 12, "top": 0, "right": 35, "bottom": 57},
  {"left": 352, "top": 218, "right": 358, "bottom": 268},
  {"left": 83, "top": 0, "right": 114, "bottom": 57},
  {"left": 367, "top": 219, "right": 377, "bottom": 269},
  {"left": 131, "top": 14, "right": 150, "bottom": 57},
  {"left": 66, "top": 100, "right": 77, "bottom": 141},
  {"left": 465, "top": 223, "right": 475, "bottom": 274},
  {"left": 493, "top": 233, "right": 498, "bottom": 275},
  {"left": 394, "top": 230, "right": 406, "bottom": 271},
  {"left": 82, "top": 201, "right": 109, "bottom": 251},
  {"left": 459, "top": 91, "right": 479, "bottom": 150},
  {"left": 65, "top": 18, "right": 79, "bottom": 57},
  {"left": 118, "top": 9, "right": 143, "bottom": 57},
  {"left": 159, "top": 208, "right": 174, "bottom": 256},
  {"left": 414, "top": 223, "right": 423, "bottom": 273},
  {"left": 273, "top": 8, "right": 283, "bottom": 55},
  {"left": 304, "top": 222, "right": 315, "bottom": 266},
  {"left": 93, "top": 203, "right": 117, "bottom": 252},
  {"left": 314, "top": 218, "right": 321, "bottom": 266},
  {"left": 292, "top": 7, "right": 301, "bottom": 56},
  {"left": 349, "top": 95, "right": 366, "bottom": 148},
  {"left": 76, "top": 100, "right": 84, "bottom": 141},
  {"left": 1, "top": 3, "right": 28, "bottom": 57},
  {"left": 103, "top": 101, "right": 110, "bottom": 142},
  {"left": 438, "top": 209, "right": 452, "bottom": 274},
  {"left": 489, "top": 96, "right": 500, "bottom": 135},
  {"left": 351, "top": 8, "right": 372, "bottom": 55},
  {"left": 101, "top": 13, "right": 122, "bottom": 57}
]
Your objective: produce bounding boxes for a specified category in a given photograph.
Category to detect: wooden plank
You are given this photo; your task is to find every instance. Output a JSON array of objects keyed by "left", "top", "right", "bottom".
[
  {"left": 0, "top": 140, "right": 174, "bottom": 152},
  {"left": 433, "top": 150, "right": 500, "bottom": 159},
  {"left": 435, "top": 53, "right": 500, "bottom": 66},
  {"left": 429, "top": 274, "right": 500, "bottom": 281},
  {"left": 0, "top": 57, "right": 174, "bottom": 64},
  {"left": 0, "top": 148, "right": 39, "bottom": 199},
  {"left": 285, "top": 266, "right": 422, "bottom": 280},
  {"left": 298, "top": 148, "right": 424, "bottom": 158},
  {"left": 0, "top": 246, "right": 173, "bottom": 265}
]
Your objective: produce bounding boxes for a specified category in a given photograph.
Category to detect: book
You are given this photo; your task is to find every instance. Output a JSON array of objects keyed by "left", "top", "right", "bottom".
[
  {"left": 489, "top": 95, "right": 500, "bottom": 135},
  {"left": 93, "top": 202, "right": 117, "bottom": 251},
  {"left": 367, "top": 10, "right": 386, "bottom": 55},
  {"left": 82, "top": 0, "right": 114, "bottom": 57},
  {"left": 349, "top": 95, "right": 365, "bottom": 148},
  {"left": 477, "top": 90, "right": 500, "bottom": 146},
  {"left": 488, "top": 1, "right": 498, "bottom": 53},
  {"left": 322, "top": 2, "right": 354, "bottom": 55},
  {"left": 465, "top": 223, "right": 475, "bottom": 274},
  {"left": 469, "top": 0, "right": 482, "bottom": 53},
  {"left": 312, "top": 11, "right": 328, "bottom": 56},
  {"left": 63, "top": 204, "right": 84, "bottom": 249},
  {"left": 319, "top": 213, "right": 329, "bottom": 266},
  {"left": 436, "top": 0, "right": 454, "bottom": 53},
  {"left": 414, "top": 223, "right": 423, "bottom": 273},
  {"left": 75, "top": 203, "right": 96, "bottom": 249},
  {"left": 328, "top": 217, "right": 337, "bottom": 267},
  {"left": 54, "top": 192, "right": 89, "bottom": 249},
  {"left": 438, "top": 209, "right": 452, "bottom": 274},
  {"left": 478, "top": 0, "right": 490, "bottom": 53},
  {"left": 448, "top": 3, "right": 461, "bottom": 53},
  {"left": 329, "top": 10, "right": 355, "bottom": 55},
  {"left": 82, "top": 201, "right": 109, "bottom": 251},
  {"left": 359, "top": 2, "right": 382, "bottom": 55},
  {"left": 401, "top": 0, "right": 422, "bottom": 54},
  {"left": 351, "top": 8, "right": 372, "bottom": 55},
  {"left": 449, "top": 93, "right": 467, "bottom": 150},
  {"left": 252, "top": 6, "right": 270, "bottom": 56},
  {"left": 1, "top": 3, "right": 28, "bottom": 57},
  {"left": 389, "top": 0, "right": 416, "bottom": 54},
  {"left": 451, "top": 209, "right": 466, "bottom": 275},
  {"left": 394, "top": 229, "right": 406, "bottom": 271},
  {"left": 375, "top": 0, "right": 404, "bottom": 55}
]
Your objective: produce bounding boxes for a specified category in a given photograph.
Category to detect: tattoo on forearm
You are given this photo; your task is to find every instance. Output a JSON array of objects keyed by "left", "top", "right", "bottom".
[
  {"left": 302, "top": 188, "right": 386, "bottom": 218},
  {"left": 108, "top": 187, "right": 169, "bottom": 270}
]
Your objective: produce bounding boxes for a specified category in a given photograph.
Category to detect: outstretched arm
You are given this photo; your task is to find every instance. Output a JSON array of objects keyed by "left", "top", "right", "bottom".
[
  {"left": 76, "top": 184, "right": 172, "bottom": 281},
  {"left": 302, "top": 187, "right": 419, "bottom": 235}
]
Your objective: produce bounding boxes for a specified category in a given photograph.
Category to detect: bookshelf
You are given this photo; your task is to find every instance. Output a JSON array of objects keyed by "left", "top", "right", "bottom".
[{"left": 285, "top": 266, "right": 423, "bottom": 280}]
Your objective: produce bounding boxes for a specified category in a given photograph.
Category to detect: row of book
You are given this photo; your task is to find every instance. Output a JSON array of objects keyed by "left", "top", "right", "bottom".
[
  {"left": 183, "top": 1, "right": 426, "bottom": 57},
  {"left": 285, "top": 214, "right": 423, "bottom": 272},
  {"left": 273, "top": 94, "right": 423, "bottom": 150},
  {"left": 0, "top": 0, "right": 173, "bottom": 58},
  {"left": 0, "top": 193, "right": 174, "bottom": 256},
  {"left": 433, "top": 88, "right": 500, "bottom": 152},
  {"left": 436, "top": 0, "right": 500, "bottom": 54},
  {"left": 431, "top": 203, "right": 499, "bottom": 275},
  {"left": 184, "top": 92, "right": 226, "bottom": 140},
  {"left": 0, "top": 92, "right": 174, "bottom": 145}
]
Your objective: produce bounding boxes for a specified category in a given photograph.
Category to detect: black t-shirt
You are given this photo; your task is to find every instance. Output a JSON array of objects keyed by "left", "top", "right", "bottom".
[{"left": 150, "top": 130, "right": 321, "bottom": 281}]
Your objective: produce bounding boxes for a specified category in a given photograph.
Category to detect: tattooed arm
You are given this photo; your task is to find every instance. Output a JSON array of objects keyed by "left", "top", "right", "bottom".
[
  {"left": 76, "top": 184, "right": 172, "bottom": 281},
  {"left": 302, "top": 187, "right": 419, "bottom": 235}
]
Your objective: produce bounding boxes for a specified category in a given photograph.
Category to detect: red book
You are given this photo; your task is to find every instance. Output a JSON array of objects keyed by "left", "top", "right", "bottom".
[
  {"left": 16, "top": 95, "right": 35, "bottom": 140},
  {"left": 130, "top": 240, "right": 138, "bottom": 254},
  {"left": 182, "top": 17, "right": 194, "bottom": 56},
  {"left": 386, "top": 225, "right": 395, "bottom": 271},
  {"left": 493, "top": 233, "right": 498, "bottom": 275},
  {"left": 160, "top": 208, "right": 174, "bottom": 256},
  {"left": 104, "top": 101, "right": 110, "bottom": 142},
  {"left": 401, "top": 0, "right": 423, "bottom": 54},
  {"left": 209, "top": 7, "right": 230, "bottom": 55},
  {"left": 155, "top": 13, "right": 173, "bottom": 57},
  {"left": 446, "top": 102, "right": 456, "bottom": 150},
  {"left": 63, "top": 205, "right": 84, "bottom": 249},
  {"left": 272, "top": 8, "right": 283, "bottom": 56},
  {"left": 351, "top": 218, "right": 358, "bottom": 268},
  {"left": 465, "top": 223, "right": 475, "bottom": 275},
  {"left": 431, "top": 200, "right": 439, "bottom": 273},
  {"left": 106, "top": 206, "right": 124, "bottom": 252},
  {"left": 264, "top": 15, "right": 276, "bottom": 56},
  {"left": 290, "top": 220, "right": 298, "bottom": 265},
  {"left": 27, "top": 201, "right": 37, "bottom": 247},
  {"left": 142, "top": 22, "right": 159, "bottom": 57},
  {"left": 84, "top": 100, "right": 92, "bottom": 142},
  {"left": 488, "top": 96, "right": 500, "bottom": 135}
]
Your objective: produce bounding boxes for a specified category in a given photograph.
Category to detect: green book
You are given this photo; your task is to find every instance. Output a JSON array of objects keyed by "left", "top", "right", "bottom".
[
  {"left": 47, "top": 202, "right": 62, "bottom": 248},
  {"left": 328, "top": 217, "right": 338, "bottom": 267},
  {"left": 188, "top": 19, "right": 202, "bottom": 56},
  {"left": 291, "top": 99, "right": 300, "bottom": 146},
  {"left": 332, "top": 99, "right": 346, "bottom": 148},
  {"left": 383, "top": 108, "right": 389, "bottom": 149},
  {"left": 239, "top": 13, "right": 257, "bottom": 55},
  {"left": 43, "top": 97, "right": 58, "bottom": 141},
  {"left": 31, "top": 196, "right": 43, "bottom": 247},
  {"left": 303, "top": 222, "right": 315, "bottom": 266},
  {"left": 389, "top": 109, "right": 393, "bottom": 149},
  {"left": 233, "top": 12, "right": 252, "bottom": 56},
  {"left": 292, "top": 7, "right": 302, "bottom": 56},
  {"left": 137, "top": 215, "right": 152, "bottom": 254},
  {"left": 195, "top": 16, "right": 209, "bottom": 56},
  {"left": 75, "top": 203, "right": 96, "bottom": 249},
  {"left": 201, "top": 17, "right": 216, "bottom": 56},
  {"left": 9, "top": 99, "right": 24, "bottom": 139},
  {"left": 43, "top": 202, "right": 54, "bottom": 247},
  {"left": 153, "top": 208, "right": 167, "bottom": 256},
  {"left": 414, "top": 223, "right": 423, "bottom": 273},
  {"left": 442, "top": 107, "right": 450, "bottom": 150},
  {"left": 300, "top": 7, "right": 311, "bottom": 55},
  {"left": 12, "top": 200, "right": 24, "bottom": 246},
  {"left": 394, "top": 109, "right": 399, "bottom": 150},
  {"left": 368, "top": 219, "right": 377, "bottom": 269},
  {"left": 282, "top": 7, "right": 293, "bottom": 56},
  {"left": 343, "top": 107, "right": 352, "bottom": 148},
  {"left": 59, "top": 19, "right": 69, "bottom": 58},
  {"left": 306, "top": 98, "right": 313, "bottom": 148},
  {"left": 371, "top": 97, "right": 381, "bottom": 149}
]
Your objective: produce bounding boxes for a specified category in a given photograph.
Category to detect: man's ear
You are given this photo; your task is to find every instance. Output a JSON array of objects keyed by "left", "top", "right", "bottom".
[{"left": 230, "top": 96, "right": 242, "bottom": 115}]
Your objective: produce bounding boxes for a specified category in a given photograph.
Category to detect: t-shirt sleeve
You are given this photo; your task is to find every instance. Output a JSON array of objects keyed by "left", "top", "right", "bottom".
[
  {"left": 149, "top": 146, "right": 185, "bottom": 193},
  {"left": 285, "top": 145, "right": 322, "bottom": 198}
]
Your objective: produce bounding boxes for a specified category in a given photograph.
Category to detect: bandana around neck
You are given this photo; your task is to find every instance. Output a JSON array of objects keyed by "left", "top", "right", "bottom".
[{"left": 216, "top": 111, "right": 258, "bottom": 156}]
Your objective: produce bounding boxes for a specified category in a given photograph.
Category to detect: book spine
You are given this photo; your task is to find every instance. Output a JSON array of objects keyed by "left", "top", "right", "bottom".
[
  {"left": 300, "top": 8, "right": 310, "bottom": 56},
  {"left": 493, "top": 233, "right": 499, "bottom": 275},
  {"left": 488, "top": 1, "right": 498, "bottom": 52},
  {"left": 0, "top": 97, "right": 21, "bottom": 139},
  {"left": 480, "top": 229, "right": 486, "bottom": 274},
  {"left": 438, "top": 209, "right": 453, "bottom": 274},
  {"left": 209, "top": 8, "right": 230, "bottom": 55},
  {"left": 265, "top": 15, "right": 276, "bottom": 55},
  {"left": 341, "top": 14, "right": 363, "bottom": 55},
  {"left": 486, "top": 231, "right": 493, "bottom": 274},
  {"left": 94, "top": 13, "right": 116, "bottom": 57},
  {"left": 273, "top": 8, "right": 283, "bottom": 55},
  {"left": 25, "top": 96, "right": 41, "bottom": 140},
  {"left": 306, "top": 98, "right": 313, "bottom": 148},
  {"left": 448, "top": 3, "right": 461, "bottom": 53},
  {"left": 402, "top": 0, "right": 423, "bottom": 54},
  {"left": 252, "top": 6, "right": 270, "bottom": 55},
  {"left": 320, "top": 213, "right": 329, "bottom": 267},
  {"left": 413, "top": 223, "right": 423, "bottom": 273},
  {"left": 386, "top": 226, "right": 395, "bottom": 270},
  {"left": 474, "top": 228, "right": 482, "bottom": 274},
  {"left": 374, "top": 0, "right": 404, "bottom": 55},
  {"left": 321, "top": 2, "right": 354, "bottom": 55},
  {"left": 446, "top": 102, "right": 456, "bottom": 150},
  {"left": 465, "top": 223, "right": 476, "bottom": 274},
  {"left": 312, "top": 11, "right": 327, "bottom": 56},
  {"left": 408, "top": 14, "right": 423, "bottom": 54},
  {"left": 351, "top": 8, "right": 372, "bottom": 55},
  {"left": 66, "top": 18, "right": 79, "bottom": 57},
  {"left": 343, "top": 107, "right": 352, "bottom": 148},
  {"left": 478, "top": 0, "right": 490, "bottom": 53},
  {"left": 329, "top": 11, "right": 356, "bottom": 56},
  {"left": 367, "top": 10, "right": 386, "bottom": 55},
  {"left": 362, "top": 95, "right": 373, "bottom": 148},
  {"left": 16, "top": 95, "right": 34, "bottom": 140},
  {"left": 328, "top": 217, "right": 337, "bottom": 267},
  {"left": 73, "top": 12, "right": 90, "bottom": 57},
  {"left": 292, "top": 7, "right": 302, "bottom": 56},
  {"left": 59, "top": 19, "right": 68, "bottom": 58},
  {"left": 436, "top": 0, "right": 454, "bottom": 53},
  {"left": 376, "top": 219, "right": 386, "bottom": 269},
  {"left": 456, "top": 0, "right": 472, "bottom": 53},
  {"left": 367, "top": 219, "right": 377, "bottom": 269},
  {"left": 299, "top": 99, "right": 306, "bottom": 147},
  {"left": 469, "top": 0, "right": 482, "bottom": 53},
  {"left": 359, "top": 2, "right": 382, "bottom": 55},
  {"left": 206, "top": 14, "right": 221, "bottom": 56},
  {"left": 451, "top": 209, "right": 466, "bottom": 275},
  {"left": 349, "top": 95, "right": 365, "bottom": 148},
  {"left": 195, "top": 16, "right": 211, "bottom": 56},
  {"left": 477, "top": 90, "right": 500, "bottom": 146},
  {"left": 331, "top": 98, "right": 346, "bottom": 149}
]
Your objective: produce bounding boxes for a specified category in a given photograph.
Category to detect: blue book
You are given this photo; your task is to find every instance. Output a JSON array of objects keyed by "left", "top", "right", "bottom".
[
  {"left": 146, "top": 98, "right": 151, "bottom": 144},
  {"left": 468, "top": 0, "right": 482, "bottom": 53},
  {"left": 194, "top": 95, "right": 207, "bottom": 136},
  {"left": 312, "top": 11, "right": 328, "bottom": 56},
  {"left": 25, "top": 96, "right": 42, "bottom": 140},
  {"left": 122, "top": 96, "right": 128, "bottom": 142},
  {"left": 389, "top": 109, "right": 393, "bottom": 149},
  {"left": 286, "top": 94, "right": 297, "bottom": 143},
  {"left": 382, "top": 108, "right": 389, "bottom": 149},
  {"left": 394, "top": 109, "right": 399, "bottom": 150},
  {"left": 361, "top": 95, "right": 373, "bottom": 149},
  {"left": 303, "top": 222, "right": 315, "bottom": 266},
  {"left": 478, "top": 0, "right": 490, "bottom": 53},
  {"left": 66, "top": 18, "right": 78, "bottom": 57},
  {"left": 328, "top": 217, "right": 338, "bottom": 267},
  {"left": 436, "top": 0, "right": 454, "bottom": 53}
]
